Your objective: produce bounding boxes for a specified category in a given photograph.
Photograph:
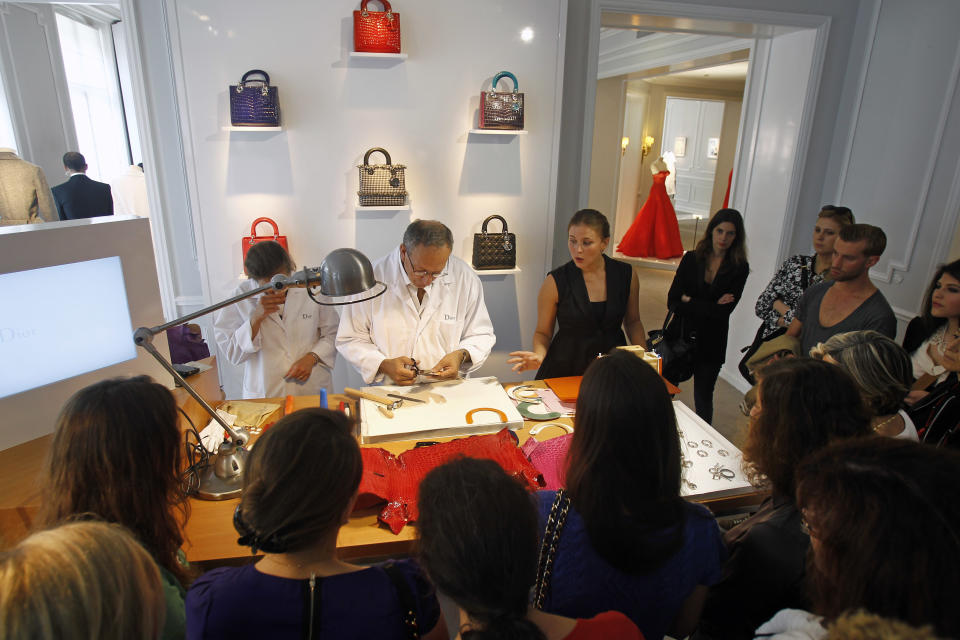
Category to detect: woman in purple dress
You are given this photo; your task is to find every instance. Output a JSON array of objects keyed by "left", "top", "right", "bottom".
[{"left": 185, "top": 408, "right": 446, "bottom": 640}]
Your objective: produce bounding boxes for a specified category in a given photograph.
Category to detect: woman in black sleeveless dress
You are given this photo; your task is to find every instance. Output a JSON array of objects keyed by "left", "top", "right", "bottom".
[{"left": 508, "top": 210, "right": 646, "bottom": 379}]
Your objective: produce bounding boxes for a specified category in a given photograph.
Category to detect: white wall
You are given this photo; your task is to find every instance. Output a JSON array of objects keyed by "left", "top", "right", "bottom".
[
  {"left": 0, "top": 3, "right": 76, "bottom": 181},
  {"left": 148, "top": 0, "right": 565, "bottom": 396},
  {"left": 814, "top": 0, "right": 960, "bottom": 335},
  {"left": 662, "top": 96, "right": 724, "bottom": 218}
]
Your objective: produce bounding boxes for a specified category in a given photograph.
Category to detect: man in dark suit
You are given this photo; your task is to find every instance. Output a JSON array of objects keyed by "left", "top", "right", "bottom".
[{"left": 51, "top": 151, "right": 114, "bottom": 220}]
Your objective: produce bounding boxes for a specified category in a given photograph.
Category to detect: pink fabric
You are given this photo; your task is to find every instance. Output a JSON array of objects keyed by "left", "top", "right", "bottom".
[{"left": 521, "top": 433, "right": 572, "bottom": 491}]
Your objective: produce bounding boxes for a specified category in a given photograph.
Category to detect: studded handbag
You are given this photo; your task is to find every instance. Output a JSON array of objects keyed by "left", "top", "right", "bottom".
[
  {"left": 480, "top": 71, "right": 524, "bottom": 130},
  {"left": 229, "top": 70, "right": 280, "bottom": 127},
  {"left": 472, "top": 215, "right": 516, "bottom": 270},
  {"left": 353, "top": 0, "right": 401, "bottom": 54},
  {"left": 357, "top": 147, "right": 407, "bottom": 206}
]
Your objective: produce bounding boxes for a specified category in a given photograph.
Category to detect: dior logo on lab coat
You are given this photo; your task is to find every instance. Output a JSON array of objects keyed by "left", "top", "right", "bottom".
[{"left": 444, "top": 314, "right": 456, "bottom": 321}]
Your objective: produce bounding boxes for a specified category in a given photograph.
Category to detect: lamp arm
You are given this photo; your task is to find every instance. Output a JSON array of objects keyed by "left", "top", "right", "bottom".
[
  {"left": 133, "top": 335, "right": 246, "bottom": 445},
  {"left": 132, "top": 279, "right": 285, "bottom": 446}
]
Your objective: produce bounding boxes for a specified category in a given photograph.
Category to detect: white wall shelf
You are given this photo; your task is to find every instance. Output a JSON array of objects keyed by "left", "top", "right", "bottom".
[
  {"left": 468, "top": 129, "right": 527, "bottom": 135},
  {"left": 473, "top": 267, "right": 521, "bottom": 275},
  {"left": 355, "top": 201, "right": 410, "bottom": 211},
  {"left": 349, "top": 52, "right": 408, "bottom": 60},
  {"left": 224, "top": 125, "right": 283, "bottom": 131}
]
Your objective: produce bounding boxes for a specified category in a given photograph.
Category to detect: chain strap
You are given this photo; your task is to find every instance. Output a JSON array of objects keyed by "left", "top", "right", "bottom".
[{"left": 533, "top": 489, "right": 570, "bottom": 609}]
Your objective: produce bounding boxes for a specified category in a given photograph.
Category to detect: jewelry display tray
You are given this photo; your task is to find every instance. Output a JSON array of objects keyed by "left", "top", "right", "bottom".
[{"left": 673, "top": 401, "right": 754, "bottom": 501}]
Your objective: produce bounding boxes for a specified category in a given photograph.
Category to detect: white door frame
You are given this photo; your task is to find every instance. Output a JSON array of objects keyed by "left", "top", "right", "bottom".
[{"left": 582, "top": 0, "right": 830, "bottom": 266}]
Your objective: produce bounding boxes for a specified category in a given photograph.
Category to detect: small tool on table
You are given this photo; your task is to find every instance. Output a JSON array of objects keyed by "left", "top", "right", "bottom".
[
  {"left": 344, "top": 387, "right": 421, "bottom": 419},
  {"left": 386, "top": 392, "right": 426, "bottom": 405}
]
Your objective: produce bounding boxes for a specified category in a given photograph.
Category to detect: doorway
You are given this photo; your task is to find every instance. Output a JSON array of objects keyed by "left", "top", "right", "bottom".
[{"left": 579, "top": 5, "right": 827, "bottom": 434}]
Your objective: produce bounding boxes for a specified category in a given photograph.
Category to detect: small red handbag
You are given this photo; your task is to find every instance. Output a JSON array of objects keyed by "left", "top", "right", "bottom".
[
  {"left": 353, "top": 0, "right": 401, "bottom": 54},
  {"left": 241, "top": 217, "right": 288, "bottom": 262}
]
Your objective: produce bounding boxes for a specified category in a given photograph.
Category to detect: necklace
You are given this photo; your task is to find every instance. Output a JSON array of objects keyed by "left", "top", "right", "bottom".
[
  {"left": 872, "top": 414, "right": 900, "bottom": 433},
  {"left": 936, "top": 326, "right": 949, "bottom": 355}
]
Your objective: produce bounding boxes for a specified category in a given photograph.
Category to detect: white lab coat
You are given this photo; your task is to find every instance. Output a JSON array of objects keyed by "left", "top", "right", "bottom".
[
  {"left": 213, "top": 279, "right": 339, "bottom": 398},
  {"left": 336, "top": 247, "right": 496, "bottom": 384}
]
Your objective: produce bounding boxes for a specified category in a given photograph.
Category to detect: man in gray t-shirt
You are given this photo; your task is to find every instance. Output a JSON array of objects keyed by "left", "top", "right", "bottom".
[{"left": 788, "top": 223, "right": 897, "bottom": 355}]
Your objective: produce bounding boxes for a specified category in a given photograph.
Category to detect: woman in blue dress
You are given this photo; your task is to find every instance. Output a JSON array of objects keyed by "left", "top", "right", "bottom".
[{"left": 534, "top": 350, "right": 725, "bottom": 640}]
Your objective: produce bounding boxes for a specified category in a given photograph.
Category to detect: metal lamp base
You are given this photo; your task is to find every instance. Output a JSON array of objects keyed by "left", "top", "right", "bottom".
[{"left": 196, "top": 446, "right": 250, "bottom": 500}]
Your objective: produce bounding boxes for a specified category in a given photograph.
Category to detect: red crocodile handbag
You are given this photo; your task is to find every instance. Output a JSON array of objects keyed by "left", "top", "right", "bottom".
[{"left": 353, "top": 0, "right": 401, "bottom": 54}]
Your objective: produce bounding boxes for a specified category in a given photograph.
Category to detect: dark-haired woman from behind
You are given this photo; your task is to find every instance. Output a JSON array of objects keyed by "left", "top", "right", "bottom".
[
  {"left": 534, "top": 350, "right": 725, "bottom": 640},
  {"left": 779, "top": 437, "right": 960, "bottom": 639},
  {"left": 695, "top": 359, "right": 872, "bottom": 640},
  {"left": 665, "top": 208, "right": 749, "bottom": 423},
  {"left": 40, "top": 376, "right": 190, "bottom": 640},
  {"left": 186, "top": 408, "right": 446, "bottom": 639},
  {"left": 418, "top": 457, "right": 642, "bottom": 640}
]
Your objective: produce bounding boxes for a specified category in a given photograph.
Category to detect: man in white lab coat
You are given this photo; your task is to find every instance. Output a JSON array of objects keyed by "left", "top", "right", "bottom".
[
  {"left": 214, "top": 241, "right": 339, "bottom": 398},
  {"left": 337, "top": 220, "right": 495, "bottom": 385}
]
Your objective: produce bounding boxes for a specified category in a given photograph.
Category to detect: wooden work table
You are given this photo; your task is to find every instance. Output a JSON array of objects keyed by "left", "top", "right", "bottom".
[{"left": 0, "top": 374, "right": 762, "bottom": 564}]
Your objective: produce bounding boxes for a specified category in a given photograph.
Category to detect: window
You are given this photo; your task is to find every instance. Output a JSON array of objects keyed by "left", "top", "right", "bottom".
[
  {"left": 0, "top": 62, "right": 17, "bottom": 151},
  {"left": 55, "top": 12, "right": 129, "bottom": 181}
]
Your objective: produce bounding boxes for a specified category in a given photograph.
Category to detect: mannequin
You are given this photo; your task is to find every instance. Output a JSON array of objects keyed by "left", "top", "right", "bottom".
[
  {"left": 616, "top": 156, "right": 684, "bottom": 259},
  {"left": 0, "top": 147, "right": 56, "bottom": 225}
]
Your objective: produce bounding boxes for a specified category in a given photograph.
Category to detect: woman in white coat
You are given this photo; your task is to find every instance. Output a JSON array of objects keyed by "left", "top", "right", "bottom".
[{"left": 214, "top": 241, "right": 339, "bottom": 398}]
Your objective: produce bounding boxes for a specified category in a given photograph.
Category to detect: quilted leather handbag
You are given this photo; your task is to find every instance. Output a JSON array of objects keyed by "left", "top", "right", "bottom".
[
  {"left": 357, "top": 147, "right": 407, "bottom": 206},
  {"left": 353, "top": 0, "right": 401, "bottom": 54},
  {"left": 229, "top": 70, "right": 280, "bottom": 127},
  {"left": 242, "top": 217, "right": 288, "bottom": 262},
  {"left": 480, "top": 71, "right": 524, "bottom": 130},
  {"left": 472, "top": 215, "right": 516, "bottom": 270}
]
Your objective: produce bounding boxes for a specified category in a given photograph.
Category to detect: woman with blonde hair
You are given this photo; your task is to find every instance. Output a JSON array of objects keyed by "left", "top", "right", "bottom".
[
  {"left": 810, "top": 330, "right": 918, "bottom": 440},
  {"left": 0, "top": 520, "right": 166, "bottom": 640}
]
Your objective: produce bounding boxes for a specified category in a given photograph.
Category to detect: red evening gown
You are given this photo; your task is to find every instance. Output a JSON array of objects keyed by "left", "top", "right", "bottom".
[{"left": 617, "top": 171, "right": 684, "bottom": 259}]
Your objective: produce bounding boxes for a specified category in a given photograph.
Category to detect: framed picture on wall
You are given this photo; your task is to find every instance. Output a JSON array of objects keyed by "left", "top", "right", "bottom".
[
  {"left": 673, "top": 136, "right": 686, "bottom": 157},
  {"left": 707, "top": 137, "right": 720, "bottom": 159}
]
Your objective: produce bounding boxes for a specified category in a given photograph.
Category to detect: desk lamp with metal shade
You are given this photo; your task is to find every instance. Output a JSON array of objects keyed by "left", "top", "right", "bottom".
[{"left": 133, "top": 248, "right": 386, "bottom": 500}]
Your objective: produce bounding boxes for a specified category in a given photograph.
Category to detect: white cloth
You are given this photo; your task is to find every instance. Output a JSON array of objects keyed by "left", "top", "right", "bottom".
[
  {"left": 108, "top": 165, "right": 150, "bottom": 218},
  {"left": 912, "top": 332, "right": 949, "bottom": 385},
  {"left": 754, "top": 609, "right": 827, "bottom": 639},
  {"left": 213, "top": 279, "right": 339, "bottom": 398},
  {"left": 336, "top": 247, "right": 495, "bottom": 384},
  {"left": 896, "top": 409, "right": 920, "bottom": 441}
]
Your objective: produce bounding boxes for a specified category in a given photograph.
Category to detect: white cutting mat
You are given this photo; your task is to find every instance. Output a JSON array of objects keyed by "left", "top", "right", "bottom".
[
  {"left": 359, "top": 376, "right": 524, "bottom": 444},
  {"left": 674, "top": 401, "right": 754, "bottom": 501}
]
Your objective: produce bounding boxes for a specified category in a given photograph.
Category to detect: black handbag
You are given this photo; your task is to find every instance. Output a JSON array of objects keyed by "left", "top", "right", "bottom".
[
  {"left": 229, "top": 70, "right": 280, "bottom": 126},
  {"left": 357, "top": 147, "right": 407, "bottom": 206},
  {"left": 907, "top": 374, "right": 960, "bottom": 448},
  {"left": 472, "top": 215, "right": 516, "bottom": 270},
  {"left": 533, "top": 489, "right": 570, "bottom": 609},
  {"left": 647, "top": 309, "right": 697, "bottom": 384}
]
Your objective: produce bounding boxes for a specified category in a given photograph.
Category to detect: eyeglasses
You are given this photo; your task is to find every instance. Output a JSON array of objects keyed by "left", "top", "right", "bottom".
[{"left": 403, "top": 251, "right": 447, "bottom": 279}]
